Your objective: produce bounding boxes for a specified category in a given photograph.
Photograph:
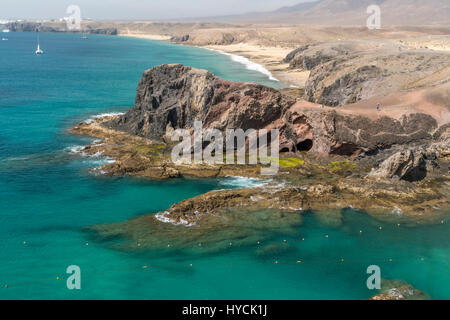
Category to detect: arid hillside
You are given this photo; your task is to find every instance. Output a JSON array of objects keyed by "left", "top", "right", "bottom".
[{"left": 207, "top": 0, "right": 450, "bottom": 26}]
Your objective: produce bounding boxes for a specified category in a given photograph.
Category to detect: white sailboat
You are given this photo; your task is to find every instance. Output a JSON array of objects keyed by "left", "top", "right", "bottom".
[{"left": 35, "top": 33, "right": 44, "bottom": 54}]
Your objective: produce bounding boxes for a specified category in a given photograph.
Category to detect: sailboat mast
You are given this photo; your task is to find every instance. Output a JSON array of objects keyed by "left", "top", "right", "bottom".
[{"left": 35, "top": 28, "right": 43, "bottom": 54}]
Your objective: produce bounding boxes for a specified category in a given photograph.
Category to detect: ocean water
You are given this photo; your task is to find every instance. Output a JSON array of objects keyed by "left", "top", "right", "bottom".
[{"left": 0, "top": 32, "right": 449, "bottom": 300}]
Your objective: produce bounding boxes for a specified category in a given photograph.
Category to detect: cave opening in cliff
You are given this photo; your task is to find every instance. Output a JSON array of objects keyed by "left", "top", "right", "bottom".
[
  {"left": 296, "top": 139, "right": 313, "bottom": 152},
  {"left": 167, "top": 108, "right": 178, "bottom": 129},
  {"left": 330, "top": 143, "right": 360, "bottom": 157}
]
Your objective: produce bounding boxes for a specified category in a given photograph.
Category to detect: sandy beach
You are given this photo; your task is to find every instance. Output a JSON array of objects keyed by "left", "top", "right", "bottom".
[
  {"left": 205, "top": 43, "right": 310, "bottom": 86},
  {"left": 118, "top": 32, "right": 308, "bottom": 87},
  {"left": 118, "top": 32, "right": 172, "bottom": 41}
]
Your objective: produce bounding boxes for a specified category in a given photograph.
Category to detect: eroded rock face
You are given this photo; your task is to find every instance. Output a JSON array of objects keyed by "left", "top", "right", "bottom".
[
  {"left": 306, "top": 64, "right": 384, "bottom": 106},
  {"left": 285, "top": 41, "right": 450, "bottom": 106},
  {"left": 370, "top": 129, "right": 449, "bottom": 181},
  {"left": 430, "top": 127, "right": 450, "bottom": 159},
  {"left": 370, "top": 150, "right": 428, "bottom": 182},
  {"left": 105, "top": 64, "right": 441, "bottom": 157},
  {"left": 275, "top": 106, "right": 438, "bottom": 155},
  {"left": 285, "top": 42, "right": 356, "bottom": 70},
  {"left": 106, "top": 64, "right": 295, "bottom": 139}
]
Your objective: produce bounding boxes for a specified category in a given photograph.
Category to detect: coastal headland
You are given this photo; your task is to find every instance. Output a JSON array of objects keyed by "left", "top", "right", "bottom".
[
  {"left": 8, "top": 7, "right": 448, "bottom": 299},
  {"left": 71, "top": 64, "right": 450, "bottom": 229},
  {"left": 2, "top": 0, "right": 450, "bottom": 301},
  {"left": 71, "top": 62, "right": 448, "bottom": 298}
]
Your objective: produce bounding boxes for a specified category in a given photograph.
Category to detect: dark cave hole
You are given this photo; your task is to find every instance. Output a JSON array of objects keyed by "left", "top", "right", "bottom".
[
  {"left": 330, "top": 143, "right": 360, "bottom": 157},
  {"left": 296, "top": 139, "right": 313, "bottom": 152},
  {"left": 167, "top": 108, "right": 178, "bottom": 128}
]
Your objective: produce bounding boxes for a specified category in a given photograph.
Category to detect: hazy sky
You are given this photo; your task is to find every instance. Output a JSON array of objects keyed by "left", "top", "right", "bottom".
[{"left": 1, "top": 0, "right": 313, "bottom": 20}]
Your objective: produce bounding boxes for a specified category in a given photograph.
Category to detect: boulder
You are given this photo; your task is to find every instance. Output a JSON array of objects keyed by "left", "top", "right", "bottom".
[{"left": 370, "top": 150, "right": 428, "bottom": 182}]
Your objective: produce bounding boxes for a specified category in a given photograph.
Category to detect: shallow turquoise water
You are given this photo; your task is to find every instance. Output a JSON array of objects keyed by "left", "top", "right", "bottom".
[{"left": 0, "top": 32, "right": 449, "bottom": 300}]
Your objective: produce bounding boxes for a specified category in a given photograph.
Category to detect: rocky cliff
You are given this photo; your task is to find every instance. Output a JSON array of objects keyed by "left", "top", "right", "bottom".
[
  {"left": 284, "top": 41, "right": 450, "bottom": 106},
  {"left": 106, "top": 64, "right": 295, "bottom": 138},
  {"left": 106, "top": 64, "right": 443, "bottom": 158},
  {"left": 276, "top": 106, "right": 438, "bottom": 156}
]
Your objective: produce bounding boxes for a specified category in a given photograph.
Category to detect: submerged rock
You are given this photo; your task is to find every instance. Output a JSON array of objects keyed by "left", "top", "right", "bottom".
[
  {"left": 88, "top": 208, "right": 304, "bottom": 254},
  {"left": 369, "top": 280, "right": 430, "bottom": 300},
  {"left": 255, "top": 243, "right": 295, "bottom": 258}
]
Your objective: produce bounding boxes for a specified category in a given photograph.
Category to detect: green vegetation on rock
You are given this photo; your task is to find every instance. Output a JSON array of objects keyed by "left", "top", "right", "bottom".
[{"left": 327, "top": 161, "right": 357, "bottom": 173}]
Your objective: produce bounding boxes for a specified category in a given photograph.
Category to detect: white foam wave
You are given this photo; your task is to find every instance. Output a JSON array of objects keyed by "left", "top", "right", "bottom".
[
  {"left": 392, "top": 206, "right": 403, "bottom": 216},
  {"left": 66, "top": 144, "right": 116, "bottom": 171},
  {"left": 219, "top": 176, "right": 271, "bottom": 189},
  {"left": 155, "top": 211, "right": 195, "bottom": 227},
  {"left": 206, "top": 48, "right": 279, "bottom": 82},
  {"left": 83, "top": 112, "right": 125, "bottom": 124},
  {"left": 65, "top": 145, "right": 86, "bottom": 154}
]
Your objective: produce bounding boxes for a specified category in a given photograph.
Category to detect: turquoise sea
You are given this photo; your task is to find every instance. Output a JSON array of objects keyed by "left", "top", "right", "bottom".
[{"left": 0, "top": 32, "right": 449, "bottom": 300}]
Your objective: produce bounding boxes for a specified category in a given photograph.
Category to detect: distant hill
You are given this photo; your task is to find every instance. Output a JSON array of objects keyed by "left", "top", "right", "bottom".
[
  {"left": 203, "top": 0, "right": 450, "bottom": 26},
  {"left": 271, "top": 1, "right": 321, "bottom": 14}
]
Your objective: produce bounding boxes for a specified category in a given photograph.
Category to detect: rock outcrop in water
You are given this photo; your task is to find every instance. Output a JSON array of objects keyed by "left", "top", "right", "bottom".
[
  {"left": 369, "top": 280, "right": 430, "bottom": 300},
  {"left": 71, "top": 63, "right": 450, "bottom": 254},
  {"left": 106, "top": 64, "right": 295, "bottom": 139},
  {"left": 106, "top": 64, "right": 442, "bottom": 157}
]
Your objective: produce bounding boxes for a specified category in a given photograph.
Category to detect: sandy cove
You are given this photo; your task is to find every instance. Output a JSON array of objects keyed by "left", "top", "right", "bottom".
[
  {"left": 204, "top": 43, "right": 310, "bottom": 87},
  {"left": 118, "top": 33, "right": 308, "bottom": 87},
  {"left": 117, "top": 31, "right": 450, "bottom": 90}
]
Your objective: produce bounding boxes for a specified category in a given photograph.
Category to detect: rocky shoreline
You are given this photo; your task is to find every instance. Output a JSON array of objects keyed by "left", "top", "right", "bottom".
[
  {"left": 65, "top": 31, "right": 449, "bottom": 301},
  {"left": 71, "top": 65, "right": 450, "bottom": 228},
  {"left": 73, "top": 114, "right": 450, "bottom": 222}
]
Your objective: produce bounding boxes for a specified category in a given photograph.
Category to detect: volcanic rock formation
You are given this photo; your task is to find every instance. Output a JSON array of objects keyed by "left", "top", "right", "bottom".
[{"left": 105, "top": 64, "right": 444, "bottom": 157}]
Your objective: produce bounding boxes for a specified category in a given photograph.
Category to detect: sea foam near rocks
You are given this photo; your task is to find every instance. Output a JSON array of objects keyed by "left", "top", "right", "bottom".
[
  {"left": 155, "top": 211, "right": 196, "bottom": 227},
  {"left": 65, "top": 145, "right": 86, "bottom": 154},
  {"left": 83, "top": 112, "right": 125, "bottom": 124},
  {"left": 218, "top": 176, "right": 271, "bottom": 188},
  {"left": 66, "top": 143, "right": 116, "bottom": 174}
]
